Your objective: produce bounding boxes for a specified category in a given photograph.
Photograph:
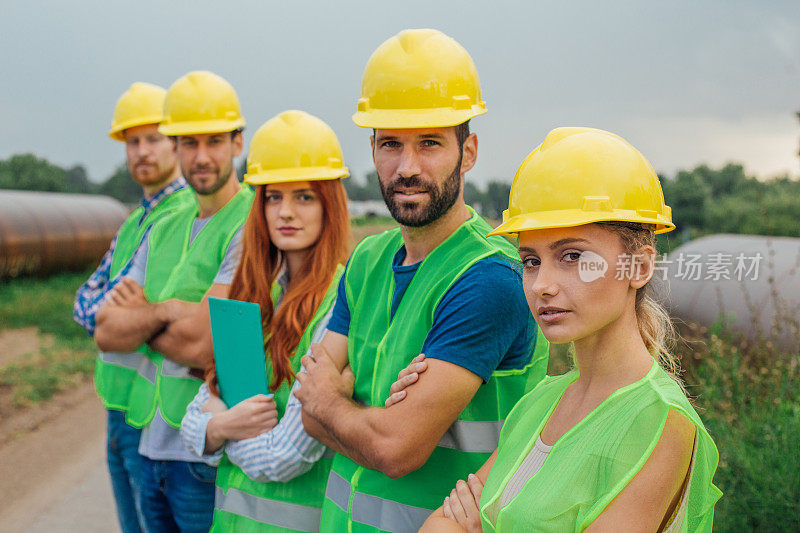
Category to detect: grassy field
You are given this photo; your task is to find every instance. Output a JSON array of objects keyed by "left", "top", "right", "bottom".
[
  {"left": 0, "top": 270, "right": 96, "bottom": 407},
  {"left": 1, "top": 261, "right": 798, "bottom": 529}
]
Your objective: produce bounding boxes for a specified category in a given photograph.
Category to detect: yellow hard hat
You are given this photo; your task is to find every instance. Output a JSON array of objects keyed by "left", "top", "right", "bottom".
[
  {"left": 244, "top": 110, "right": 349, "bottom": 185},
  {"left": 489, "top": 127, "right": 675, "bottom": 237},
  {"left": 108, "top": 82, "right": 167, "bottom": 141},
  {"left": 353, "top": 29, "right": 486, "bottom": 129},
  {"left": 159, "top": 71, "right": 245, "bottom": 136}
]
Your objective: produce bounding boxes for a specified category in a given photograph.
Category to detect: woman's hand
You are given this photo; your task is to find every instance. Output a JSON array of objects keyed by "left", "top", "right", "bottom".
[
  {"left": 420, "top": 452, "right": 496, "bottom": 532},
  {"left": 205, "top": 394, "right": 278, "bottom": 452},
  {"left": 443, "top": 474, "right": 484, "bottom": 533},
  {"left": 384, "top": 354, "right": 428, "bottom": 407}
]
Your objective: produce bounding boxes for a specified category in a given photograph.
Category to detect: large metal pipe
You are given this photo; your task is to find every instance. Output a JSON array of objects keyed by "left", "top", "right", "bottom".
[
  {"left": 0, "top": 190, "right": 129, "bottom": 278},
  {"left": 661, "top": 234, "right": 800, "bottom": 352}
]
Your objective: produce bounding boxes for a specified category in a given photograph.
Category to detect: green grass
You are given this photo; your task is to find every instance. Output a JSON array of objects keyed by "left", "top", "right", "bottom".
[
  {"left": 676, "top": 323, "right": 800, "bottom": 531},
  {"left": 0, "top": 269, "right": 96, "bottom": 406}
]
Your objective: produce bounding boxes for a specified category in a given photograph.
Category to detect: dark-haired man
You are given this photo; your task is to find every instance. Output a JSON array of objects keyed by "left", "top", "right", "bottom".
[{"left": 295, "top": 29, "right": 550, "bottom": 533}]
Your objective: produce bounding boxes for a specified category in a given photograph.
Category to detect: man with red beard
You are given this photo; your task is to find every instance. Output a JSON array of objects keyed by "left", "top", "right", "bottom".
[
  {"left": 74, "top": 82, "right": 191, "bottom": 533},
  {"left": 94, "top": 71, "right": 254, "bottom": 532}
]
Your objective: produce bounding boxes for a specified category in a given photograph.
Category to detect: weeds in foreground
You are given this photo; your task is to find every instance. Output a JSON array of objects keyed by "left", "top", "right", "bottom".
[{"left": 675, "top": 321, "right": 800, "bottom": 532}]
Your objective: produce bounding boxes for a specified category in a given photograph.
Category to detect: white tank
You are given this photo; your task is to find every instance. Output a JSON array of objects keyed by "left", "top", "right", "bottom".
[{"left": 659, "top": 234, "right": 800, "bottom": 352}]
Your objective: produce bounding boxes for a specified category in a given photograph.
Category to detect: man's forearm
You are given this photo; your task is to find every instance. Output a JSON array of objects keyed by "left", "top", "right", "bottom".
[
  {"left": 301, "top": 410, "right": 348, "bottom": 455},
  {"left": 147, "top": 303, "right": 210, "bottom": 368},
  {"left": 305, "top": 396, "right": 402, "bottom": 475},
  {"left": 95, "top": 303, "right": 169, "bottom": 352}
]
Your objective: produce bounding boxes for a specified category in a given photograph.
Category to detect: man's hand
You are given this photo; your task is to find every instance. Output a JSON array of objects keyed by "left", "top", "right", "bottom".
[
  {"left": 105, "top": 277, "right": 148, "bottom": 307},
  {"left": 294, "top": 343, "right": 354, "bottom": 420},
  {"left": 443, "top": 474, "right": 484, "bottom": 533},
  {"left": 385, "top": 354, "right": 428, "bottom": 407}
]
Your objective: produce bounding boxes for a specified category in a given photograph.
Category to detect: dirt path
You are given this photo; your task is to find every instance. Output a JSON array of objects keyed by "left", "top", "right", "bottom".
[
  {"left": 0, "top": 380, "right": 117, "bottom": 532},
  {"left": 0, "top": 327, "right": 52, "bottom": 368}
]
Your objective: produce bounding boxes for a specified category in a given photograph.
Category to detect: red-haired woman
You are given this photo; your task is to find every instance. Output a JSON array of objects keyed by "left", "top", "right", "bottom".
[{"left": 180, "top": 110, "right": 351, "bottom": 532}]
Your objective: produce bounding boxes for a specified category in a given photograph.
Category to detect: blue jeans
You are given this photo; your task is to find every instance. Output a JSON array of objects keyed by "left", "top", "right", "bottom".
[
  {"left": 106, "top": 409, "right": 145, "bottom": 533},
  {"left": 139, "top": 457, "right": 216, "bottom": 533}
]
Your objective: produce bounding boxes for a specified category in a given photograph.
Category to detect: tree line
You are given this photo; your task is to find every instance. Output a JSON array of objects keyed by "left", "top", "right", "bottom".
[
  {"left": 0, "top": 154, "right": 142, "bottom": 203},
  {"left": 2, "top": 153, "right": 799, "bottom": 240},
  {"left": 657, "top": 163, "right": 800, "bottom": 251}
]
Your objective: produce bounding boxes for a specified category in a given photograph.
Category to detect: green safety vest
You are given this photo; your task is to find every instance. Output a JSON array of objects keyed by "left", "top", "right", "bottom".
[
  {"left": 480, "top": 362, "right": 722, "bottom": 532},
  {"left": 321, "top": 208, "right": 550, "bottom": 533},
  {"left": 125, "top": 186, "right": 254, "bottom": 429},
  {"left": 212, "top": 266, "right": 344, "bottom": 532},
  {"left": 94, "top": 186, "right": 193, "bottom": 412}
]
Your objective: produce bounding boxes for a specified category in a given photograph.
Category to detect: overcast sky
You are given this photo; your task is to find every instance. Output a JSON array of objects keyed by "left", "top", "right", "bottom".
[{"left": 2, "top": 0, "right": 799, "bottom": 186}]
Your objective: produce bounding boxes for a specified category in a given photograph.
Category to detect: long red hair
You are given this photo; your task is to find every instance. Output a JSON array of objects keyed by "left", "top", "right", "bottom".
[{"left": 207, "top": 180, "right": 350, "bottom": 394}]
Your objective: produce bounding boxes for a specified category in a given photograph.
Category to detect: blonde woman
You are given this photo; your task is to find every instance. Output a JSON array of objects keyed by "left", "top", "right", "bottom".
[{"left": 393, "top": 128, "right": 722, "bottom": 532}]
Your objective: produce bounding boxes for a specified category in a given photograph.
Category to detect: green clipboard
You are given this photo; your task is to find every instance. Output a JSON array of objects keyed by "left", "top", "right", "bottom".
[{"left": 208, "top": 297, "right": 271, "bottom": 407}]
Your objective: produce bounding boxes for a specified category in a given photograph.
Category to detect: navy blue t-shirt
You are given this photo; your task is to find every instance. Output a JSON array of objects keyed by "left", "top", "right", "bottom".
[{"left": 326, "top": 246, "right": 537, "bottom": 383}]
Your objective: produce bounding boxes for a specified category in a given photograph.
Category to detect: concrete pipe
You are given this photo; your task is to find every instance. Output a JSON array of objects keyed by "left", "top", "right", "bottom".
[
  {"left": 660, "top": 233, "right": 800, "bottom": 353},
  {"left": 0, "top": 190, "right": 129, "bottom": 278}
]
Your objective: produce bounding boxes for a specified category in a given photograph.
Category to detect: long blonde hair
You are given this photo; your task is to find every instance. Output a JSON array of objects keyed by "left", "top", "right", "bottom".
[{"left": 603, "top": 222, "right": 681, "bottom": 383}]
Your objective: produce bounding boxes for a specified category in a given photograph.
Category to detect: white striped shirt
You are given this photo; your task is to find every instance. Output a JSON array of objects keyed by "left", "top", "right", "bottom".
[{"left": 179, "top": 307, "right": 332, "bottom": 482}]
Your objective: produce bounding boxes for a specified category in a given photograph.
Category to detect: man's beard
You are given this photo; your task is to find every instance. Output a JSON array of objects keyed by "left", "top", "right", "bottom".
[
  {"left": 131, "top": 159, "right": 176, "bottom": 186},
  {"left": 185, "top": 161, "right": 231, "bottom": 196},
  {"left": 379, "top": 156, "right": 462, "bottom": 228}
]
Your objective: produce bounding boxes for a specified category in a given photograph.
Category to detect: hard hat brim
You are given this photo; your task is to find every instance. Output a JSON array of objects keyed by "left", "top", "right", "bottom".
[
  {"left": 244, "top": 166, "right": 349, "bottom": 186},
  {"left": 352, "top": 106, "right": 485, "bottom": 129},
  {"left": 159, "top": 118, "right": 246, "bottom": 137},
  {"left": 488, "top": 209, "right": 676, "bottom": 238},
  {"left": 108, "top": 115, "right": 164, "bottom": 142}
]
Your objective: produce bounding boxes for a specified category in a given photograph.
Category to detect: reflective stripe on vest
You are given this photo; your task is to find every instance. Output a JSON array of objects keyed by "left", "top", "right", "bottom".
[
  {"left": 324, "top": 471, "right": 350, "bottom": 512},
  {"left": 100, "top": 351, "right": 145, "bottom": 371},
  {"left": 215, "top": 486, "right": 321, "bottom": 532},
  {"left": 324, "top": 471, "right": 431, "bottom": 531},
  {"left": 161, "top": 359, "right": 192, "bottom": 378},
  {"left": 138, "top": 357, "right": 158, "bottom": 385},
  {"left": 438, "top": 419, "right": 504, "bottom": 454}
]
